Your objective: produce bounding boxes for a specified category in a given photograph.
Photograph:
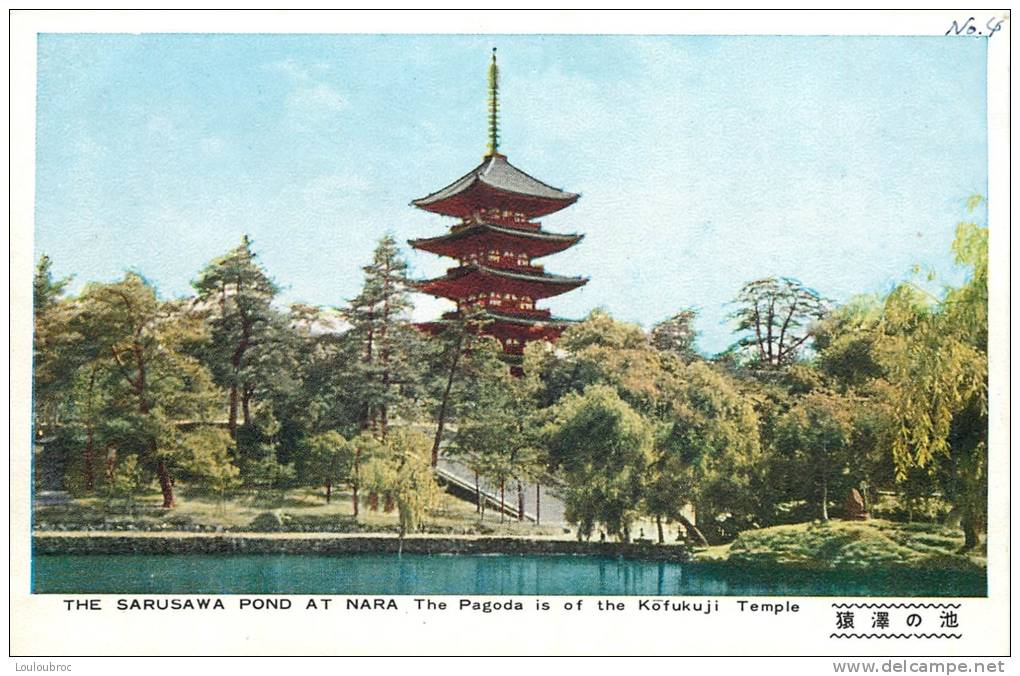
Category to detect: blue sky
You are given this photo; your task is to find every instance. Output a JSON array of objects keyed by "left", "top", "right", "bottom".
[{"left": 34, "top": 34, "right": 987, "bottom": 354}]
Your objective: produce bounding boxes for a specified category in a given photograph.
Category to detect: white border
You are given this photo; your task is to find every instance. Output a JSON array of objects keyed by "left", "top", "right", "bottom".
[{"left": 7, "top": 9, "right": 1011, "bottom": 658}]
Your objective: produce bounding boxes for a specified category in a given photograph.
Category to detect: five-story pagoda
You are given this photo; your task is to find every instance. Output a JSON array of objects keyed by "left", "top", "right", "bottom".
[{"left": 409, "top": 49, "right": 587, "bottom": 369}]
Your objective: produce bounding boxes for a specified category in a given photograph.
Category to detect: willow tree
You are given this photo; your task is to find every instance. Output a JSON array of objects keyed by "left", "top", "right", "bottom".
[
  {"left": 878, "top": 202, "right": 988, "bottom": 550},
  {"left": 360, "top": 428, "right": 440, "bottom": 538},
  {"left": 544, "top": 385, "right": 654, "bottom": 542}
]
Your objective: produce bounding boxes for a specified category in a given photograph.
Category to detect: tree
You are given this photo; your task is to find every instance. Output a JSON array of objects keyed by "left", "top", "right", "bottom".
[
  {"left": 730, "top": 277, "right": 828, "bottom": 367},
  {"left": 544, "top": 385, "right": 654, "bottom": 541},
  {"left": 359, "top": 428, "right": 440, "bottom": 538},
  {"left": 528, "top": 309, "right": 664, "bottom": 413},
  {"left": 449, "top": 365, "right": 544, "bottom": 522},
  {"left": 813, "top": 295, "right": 886, "bottom": 389},
  {"left": 775, "top": 390, "right": 856, "bottom": 521},
  {"left": 650, "top": 308, "right": 700, "bottom": 362},
  {"left": 297, "top": 431, "right": 355, "bottom": 504},
  {"left": 174, "top": 426, "right": 241, "bottom": 502},
  {"left": 73, "top": 273, "right": 221, "bottom": 508},
  {"left": 877, "top": 203, "right": 988, "bottom": 549},
  {"left": 423, "top": 309, "right": 506, "bottom": 467},
  {"left": 347, "top": 431, "right": 385, "bottom": 518},
  {"left": 193, "top": 235, "right": 280, "bottom": 437},
  {"left": 342, "top": 235, "right": 422, "bottom": 438},
  {"left": 651, "top": 361, "right": 763, "bottom": 543},
  {"left": 32, "top": 255, "right": 76, "bottom": 435}
]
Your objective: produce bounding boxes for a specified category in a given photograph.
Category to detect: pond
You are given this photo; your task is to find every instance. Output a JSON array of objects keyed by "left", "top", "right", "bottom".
[{"left": 32, "top": 553, "right": 985, "bottom": 596}]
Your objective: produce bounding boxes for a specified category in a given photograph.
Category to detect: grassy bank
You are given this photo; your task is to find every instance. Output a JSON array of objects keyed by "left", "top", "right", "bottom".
[
  {"left": 33, "top": 486, "right": 570, "bottom": 538},
  {"left": 691, "top": 519, "right": 986, "bottom": 573}
]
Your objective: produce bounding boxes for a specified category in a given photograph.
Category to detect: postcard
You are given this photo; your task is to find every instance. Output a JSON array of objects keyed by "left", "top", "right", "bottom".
[{"left": 8, "top": 9, "right": 1011, "bottom": 661}]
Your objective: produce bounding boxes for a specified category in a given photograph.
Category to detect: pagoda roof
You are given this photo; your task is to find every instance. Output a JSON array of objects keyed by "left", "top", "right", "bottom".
[
  {"left": 411, "top": 263, "right": 588, "bottom": 301},
  {"left": 411, "top": 154, "right": 579, "bottom": 218},
  {"left": 408, "top": 223, "right": 583, "bottom": 259},
  {"left": 417, "top": 309, "right": 576, "bottom": 342},
  {"left": 446, "top": 308, "right": 579, "bottom": 328}
]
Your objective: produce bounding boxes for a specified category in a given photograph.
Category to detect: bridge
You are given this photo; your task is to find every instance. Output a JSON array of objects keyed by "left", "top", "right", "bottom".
[{"left": 433, "top": 457, "right": 567, "bottom": 526}]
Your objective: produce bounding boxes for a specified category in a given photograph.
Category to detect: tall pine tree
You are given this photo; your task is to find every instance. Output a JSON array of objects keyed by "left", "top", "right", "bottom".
[
  {"left": 193, "top": 235, "right": 279, "bottom": 437},
  {"left": 343, "top": 235, "right": 422, "bottom": 439}
]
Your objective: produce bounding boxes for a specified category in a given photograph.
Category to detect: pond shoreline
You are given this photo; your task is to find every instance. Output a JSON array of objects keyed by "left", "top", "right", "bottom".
[{"left": 32, "top": 531, "right": 691, "bottom": 562}]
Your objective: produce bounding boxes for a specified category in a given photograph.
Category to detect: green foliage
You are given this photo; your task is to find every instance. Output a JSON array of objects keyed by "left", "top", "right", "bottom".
[
  {"left": 360, "top": 428, "right": 440, "bottom": 536},
  {"left": 107, "top": 454, "right": 147, "bottom": 503},
  {"left": 341, "top": 234, "right": 424, "bottom": 435},
  {"left": 448, "top": 341, "right": 544, "bottom": 500},
  {"left": 544, "top": 385, "right": 654, "bottom": 541},
  {"left": 29, "top": 195, "right": 989, "bottom": 554},
  {"left": 297, "top": 431, "right": 355, "bottom": 501},
  {"left": 656, "top": 361, "right": 764, "bottom": 540},
  {"left": 192, "top": 235, "right": 285, "bottom": 435},
  {"left": 723, "top": 520, "right": 982, "bottom": 573},
  {"left": 729, "top": 276, "right": 829, "bottom": 368},
  {"left": 813, "top": 295, "right": 886, "bottom": 388},
  {"left": 650, "top": 308, "right": 700, "bottom": 362},
  {"left": 774, "top": 390, "right": 855, "bottom": 520},
  {"left": 875, "top": 206, "right": 988, "bottom": 548},
  {"left": 530, "top": 309, "right": 664, "bottom": 414},
  {"left": 174, "top": 427, "right": 240, "bottom": 495}
]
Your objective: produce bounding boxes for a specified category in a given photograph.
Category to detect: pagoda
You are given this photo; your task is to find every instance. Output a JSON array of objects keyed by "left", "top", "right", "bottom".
[{"left": 409, "top": 49, "right": 587, "bottom": 369}]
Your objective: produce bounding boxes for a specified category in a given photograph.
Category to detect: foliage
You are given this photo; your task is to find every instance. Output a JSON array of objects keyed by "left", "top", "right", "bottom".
[
  {"left": 296, "top": 431, "right": 355, "bottom": 502},
  {"left": 174, "top": 427, "right": 240, "bottom": 496},
  {"left": 813, "top": 295, "right": 886, "bottom": 388},
  {"left": 649, "top": 308, "right": 700, "bottom": 362},
  {"left": 655, "top": 361, "right": 764, "bottom": 541},
  {"left": 729, "top": 277, "right": 828, "bottom": 367},
  {"left": 544, "top": 385, "right": 654, "bottom": 541},
  {"left": 359, "top": 428, "right": 440, "bottom": 536},
  {"left": 29, "top": 196, "right": 989, "bottom": 555},
  {"left": 192, "top": 235, "right": 282, "bottom": 436},
  {"left": 721, "top": 520, "right": 984, "bottom": 573},
  {"left": 448, "top": 358, "right": 544, "bottom": 514},
  {"left": 341, "top": 234, "right": 425, "bottom": 437},
  {"left": 875, "top": 206, "right": 988, "bottom": 549},
  {"left": 774, "top": 390, "right": 856, "bottom": 521}
]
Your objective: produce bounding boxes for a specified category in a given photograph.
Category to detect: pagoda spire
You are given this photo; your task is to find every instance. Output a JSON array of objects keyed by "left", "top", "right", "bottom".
[
  {"left": 487, "top": 48, "right": 500, "bottom": 156},
  {"left": 410, "top": 49, "right": 587, "bottom": 375}
]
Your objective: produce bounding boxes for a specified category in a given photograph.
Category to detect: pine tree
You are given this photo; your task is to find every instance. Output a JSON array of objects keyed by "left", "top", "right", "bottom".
[
  {"left": 342, "top": 234, "right": 421, "bottom": 439},
  {"left": 193, "top": 235, "right": 280, "bottom": 437}
]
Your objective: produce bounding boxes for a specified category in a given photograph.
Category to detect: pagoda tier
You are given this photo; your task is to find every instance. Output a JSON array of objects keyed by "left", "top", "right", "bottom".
[
  {"left": 408, "top": 222, "right": 583, "bottom": 260},
  {"left": 417, "top": 309, "right": 578, "bottom": 356},
  {"left": 411, "top": 153, "right": 579, "bottom": 220},
  {"left": 411, "top": 263, "right": 587, "bottom": 302}
]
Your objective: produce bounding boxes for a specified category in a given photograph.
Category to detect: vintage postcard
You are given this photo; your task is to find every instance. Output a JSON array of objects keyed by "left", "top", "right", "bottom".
[{"left": 8, "top": 9, "right": 1011, "bottom": 661}]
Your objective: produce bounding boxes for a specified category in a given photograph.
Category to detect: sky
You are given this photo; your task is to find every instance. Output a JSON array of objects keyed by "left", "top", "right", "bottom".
[{"left": 34, "top": 34, "right": 988, "bottom": 354}]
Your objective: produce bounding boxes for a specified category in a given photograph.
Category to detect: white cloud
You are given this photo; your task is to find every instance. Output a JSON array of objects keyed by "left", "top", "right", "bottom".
[
  {"left": 287, "top": 82, "right": 347, "bottom": 116},
  {"left": 264, "top": 58, "right": 347, "bottom": 123},
  {"left": 409, "top": 292, "right": 455, "bottom": 323},
  {"left": 199, "top": 136, "right": 225, "bottom": 156}
]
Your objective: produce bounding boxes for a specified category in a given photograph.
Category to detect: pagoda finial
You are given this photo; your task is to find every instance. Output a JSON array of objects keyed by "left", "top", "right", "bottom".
[{"left": 487, "top": 47, "right": 499, "bottom": 156}]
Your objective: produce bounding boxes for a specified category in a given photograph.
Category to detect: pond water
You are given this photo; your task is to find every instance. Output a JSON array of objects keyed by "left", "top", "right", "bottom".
[{"left": 32, "top": 553, "right": 984, "bottom": 596}]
